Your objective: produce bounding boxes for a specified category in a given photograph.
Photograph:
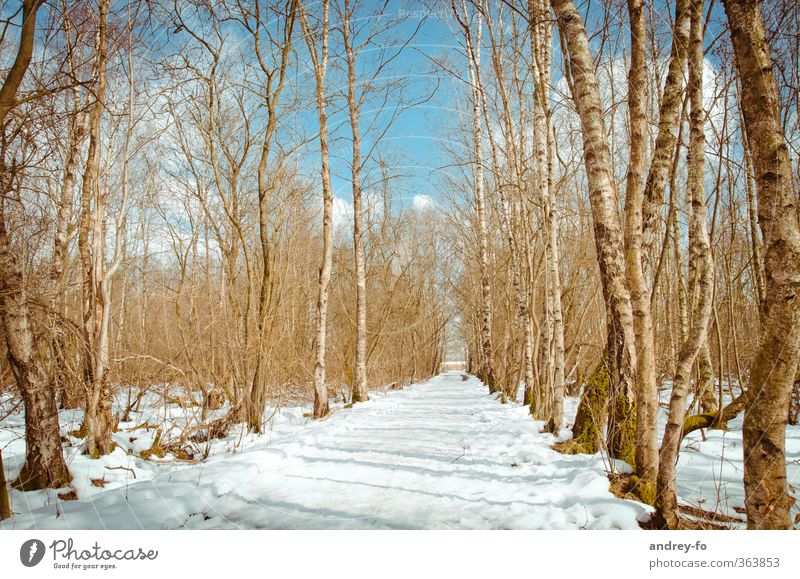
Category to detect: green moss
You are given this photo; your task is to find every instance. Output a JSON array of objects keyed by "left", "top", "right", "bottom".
[
  {"left": 523, "top": 387, "right": 533, "bottom": 406},
  {"left": 68, "top": 421, "right": 89, "bottom": 439},
  {"left": 553, "top": 438, "right": 595, "bottom": 455},
  {"left": 682, "top": 411, "right": 730, "bottom": 438},
  {"left": 89, "top": 441, "right": 116, "bottom": 460},
  {"left": 567, "top": 363, "right": 610, "bottom": 454},
  {"left": 608, "top": 393, "right": 636, "bottom": 469},
  {"left": 139, "top": 431, "right": 165, "bottom": 460},
  {"left": 629, "top": 475, "right": 656, "bottom": 505}
]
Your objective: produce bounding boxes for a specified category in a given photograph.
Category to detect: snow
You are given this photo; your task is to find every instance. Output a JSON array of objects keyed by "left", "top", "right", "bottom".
[
  {"left": 2, "top": 372, "right": 797, "bottom": 529},
  {"left": 1, "top": 372, "right": 647, "bottom": 529},
  {"left": 559, "top": 387, "right": 800, "bottom": 528}
]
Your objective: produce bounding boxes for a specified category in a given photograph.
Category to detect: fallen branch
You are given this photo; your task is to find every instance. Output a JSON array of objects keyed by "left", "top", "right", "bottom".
[
  {"left": 682, "top": 391, "right": 747, "bottom": 439},
  {"left": 105, "top": 465, "right": 137, "bottom": 479}
]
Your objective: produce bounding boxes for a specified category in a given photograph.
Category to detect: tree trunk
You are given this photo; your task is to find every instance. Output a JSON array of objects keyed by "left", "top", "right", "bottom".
[
  {"left": 557, "top": 361, "right": 609, "bottom": 454},
  {"left": 622, "top": 0, "right": 658, "bottom": 504},
  {"left": 248, "top": 3, "right": 296, "bottom": 432},
  {"left": 0, "top": 449, "right": 11, "bottom": 520},
  {"left": 641, "top": 0, "right": 690, "bottom": 260},
  {"left": 52, "top": 6, "right": 85, "bottom": 408},
  {"left": 529, "top": 0, "right": 565, "bottom": 430},
  {"left": 723, "top": 0, "right": 800, "bottom": 530},
  {"left": 0, "top": 0, "right": 43, "bottom": 125},
  {"left": 79, "top": 0, "right": 114, "bottom": 458},
  {"left": 742, "top": 125, "right": 767, "bottom": 325},
  {"left": 463, "top": 8, "right": 497, "bottom": 393},
  {"left": 655, "top": 0, "right": 715, "bottom": 528},
  {"left": 550, "top": 0, "right": 638, "bottom": 466},
  {"left": 52, "top": 110, "right": 84, "bottom": 410},
  {"left": 697, "top": 342, "right": 718, "bottom": 413},
  {"left": 299, "top": 0, "right": 332, "bottom": 418},
  {"left": 0, "top": 0, "right": 69, "bottom": 491},
  {"left": 0, "top": 212, "right": 71, "bottom": 490},
  {"left": 344, "top": 0, "right": 368, "bottom": 404}
]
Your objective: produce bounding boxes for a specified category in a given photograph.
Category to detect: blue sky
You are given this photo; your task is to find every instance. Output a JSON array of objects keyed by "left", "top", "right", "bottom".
[{"left": 297, "top": 0, "right": 468, "bottom": 211}]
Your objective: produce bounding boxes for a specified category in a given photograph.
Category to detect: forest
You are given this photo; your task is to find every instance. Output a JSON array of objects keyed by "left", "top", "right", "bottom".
[{"left": 0, "top": 0, "right": 798, "bottom": 531}]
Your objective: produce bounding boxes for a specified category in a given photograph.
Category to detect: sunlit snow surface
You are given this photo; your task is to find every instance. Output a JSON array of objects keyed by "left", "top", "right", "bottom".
[{"left": 1, "top": 372, "right": 797, "bottom": 529}]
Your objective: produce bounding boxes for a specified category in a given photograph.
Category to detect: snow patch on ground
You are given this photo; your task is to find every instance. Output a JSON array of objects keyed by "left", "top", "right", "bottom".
[
  {"left": 3, "top": 373, "right": 797, "bottom": 529},
  {"left": 1, "top": 373, "right": 647, "bottom": 529},
  {"left": 558, "top": 388, "right": 800, "bottom": 528}
]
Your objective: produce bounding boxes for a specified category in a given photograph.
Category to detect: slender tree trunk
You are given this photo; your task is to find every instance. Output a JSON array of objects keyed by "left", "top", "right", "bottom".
[
  {"left": 299, "top": 0, "right": 332, "bottom": 418},
  {"left": 655, "top": 0, "right": 715, "bottom": 528},
  {"left": 51, "top": 108, "right": 84, "bottom": 410},
  {"left": 550, "top": 0, "right": 637, "bottom": 466},
  {"left": 0, "top": 0, "right": 43, "bottom": 124},
  {"left": 52, "top": 1, "right": 84, "bottom": 411},
  {"left": 478, "top": 6, "right": 530, "bottom": 401},
  {"left": 724, "top": 0, "right": 800, "bottom": 530},
  {"left": 641, "top": 0, "right": 690, "bottom": 260},
  {"left": 249, "top": 4, "right": 296, "bottom": 432},
  {"left": 344, "top": 0, "right": 368, "bottom": 403},
  {"left": 629, "top": 0, "right": 689, "bottom": 503},
  {"left": 529, "top": 0, "right": 565, "bottom": 430},
  {"left": 697, "top": 342, "right": 718, "bottom": 413},
  {"left": 461, "top": 6, "right": 497, "bottom": 393},
  {"left": 740, "top": 111, "right": 767, "bottom": 325},
  {"left": 623, "top": 0, "right": 658, "bottom": 503},
  {"left": 79, "top": 0, "right": 114, "bottom": 457}
]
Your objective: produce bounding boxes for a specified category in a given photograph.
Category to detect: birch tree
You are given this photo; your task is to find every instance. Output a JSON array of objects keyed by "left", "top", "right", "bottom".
[
  {"left": 454, "top": 0, "right": 498, "bottom": 393},
  {"left": 622, "top": 0, "right": 657, "bottom": 503},
  {"left": 299, "top": 0, "right": 333, "bottom": 418},
  {"left": 655, "top": 0, "right": 715, "bottom": 528},
  {"left": 724, "top": 0, "right": 800, "bottom": 530},
  {"left": 0, "top": 0, "right": 71, "bottom": 489},
  {"left": 550, "top": 0, "right": 638, "bottom": 466}
]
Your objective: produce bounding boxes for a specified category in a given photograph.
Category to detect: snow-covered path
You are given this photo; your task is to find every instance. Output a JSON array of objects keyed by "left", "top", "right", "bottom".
[{"left": 4, "top": 372, "right": 646, "bottom": 530}]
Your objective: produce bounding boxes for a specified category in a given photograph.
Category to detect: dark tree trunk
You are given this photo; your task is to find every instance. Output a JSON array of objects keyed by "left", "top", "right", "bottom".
[
  {"left": 0, "top": 212, "right": 71, "bottom": 491},
  {"left": 0, "top": 449, "right": 12, "bottom": 520}
]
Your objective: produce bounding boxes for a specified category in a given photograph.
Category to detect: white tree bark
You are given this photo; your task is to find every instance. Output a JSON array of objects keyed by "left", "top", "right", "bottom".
[
  {"left": 550, "top": 0, "right": 638, "bottom": 464},
  {"left": 299, "top": 0, "right": 332, "bottom": 418}
]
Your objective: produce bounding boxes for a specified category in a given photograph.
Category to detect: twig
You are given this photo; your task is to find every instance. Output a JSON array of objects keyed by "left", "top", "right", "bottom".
[{"left": 105, "top": 465, "right": 137, "bottom": 479}]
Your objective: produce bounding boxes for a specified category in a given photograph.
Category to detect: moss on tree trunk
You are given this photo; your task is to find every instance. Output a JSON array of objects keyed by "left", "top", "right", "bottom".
[
  {"left": 555, "top": 362, "right": 609, "bottom": 455},
  {"left": 608, "top": 391, "right": 637, "bottom": 468}
]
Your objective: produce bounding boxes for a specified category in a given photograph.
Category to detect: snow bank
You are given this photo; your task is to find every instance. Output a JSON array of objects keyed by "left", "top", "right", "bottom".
[{"left": 1, "top": 373, "right": 647, "bottom": 529}]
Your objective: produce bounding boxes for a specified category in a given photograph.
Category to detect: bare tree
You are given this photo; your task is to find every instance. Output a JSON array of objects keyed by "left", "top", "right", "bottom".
[
  {"left": 454, "top": 0, "right": 498, "bottom": 393},
  {"left": 655, "top": 0, "right": 715, "bottom": 528},
  {"left": 341, "top": 0, "right": 368, "bottom": 403},
  {"left": 0, "top": 0, "right": 71, "bottom": 489},
  {"left": 550, "top": 0, "right": 638, "bottom": 466},
  {"left": 77, "top": 0, "right": 116, "bottom": 457},
  {"left": 724, "top": 0, "right": 800, "bottom": 530},
  {"left": 299, "top": 0, "right": 333, "bottom": 418},
  {"left": 232, "top": 0, "right": 298, "bottom": 432},
  {"left": 622, "top": 0, "right": 658, "bottom": 503}
]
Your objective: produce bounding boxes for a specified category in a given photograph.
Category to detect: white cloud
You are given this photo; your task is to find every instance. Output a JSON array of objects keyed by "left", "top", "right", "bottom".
[
  {"left": 412, "top": 194, "right": 436, "bottom": 212},
  {"left": 332, "top": 196, "right": 353, "bottom": 241}
]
